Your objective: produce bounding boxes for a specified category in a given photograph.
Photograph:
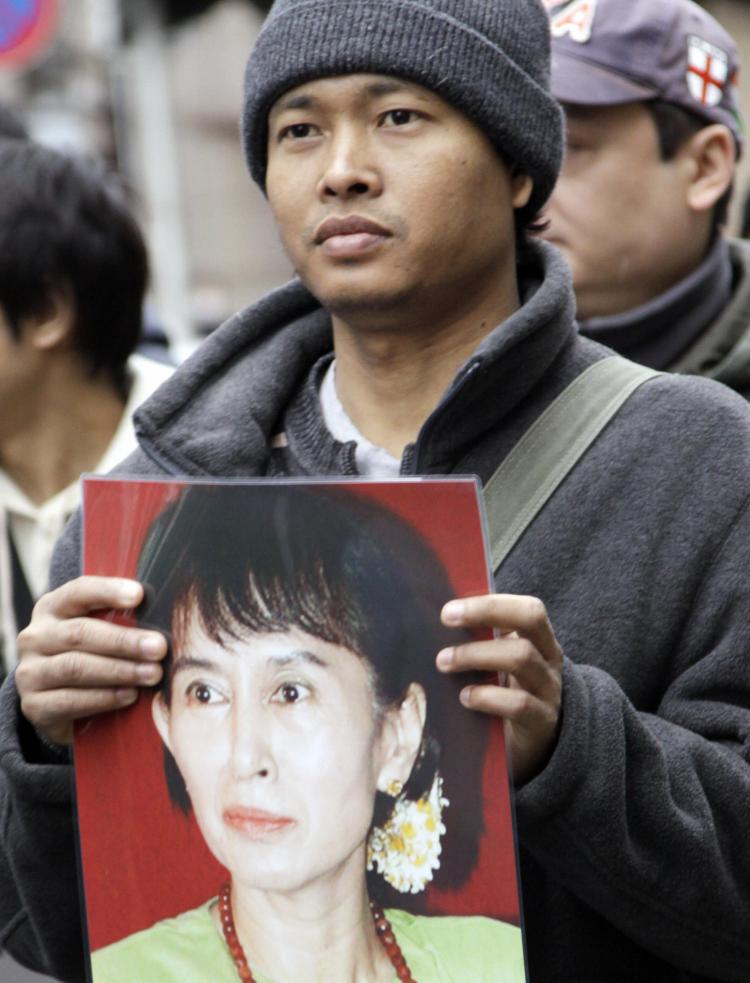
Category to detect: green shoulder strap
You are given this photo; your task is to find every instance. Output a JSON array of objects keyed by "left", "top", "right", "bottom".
[{"left": 485, "top": 355, "right": 661, "bottom": 574}]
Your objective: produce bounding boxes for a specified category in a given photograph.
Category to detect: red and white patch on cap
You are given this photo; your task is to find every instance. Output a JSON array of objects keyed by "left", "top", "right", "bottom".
[
  {"left": 687, "top": 36, "right": 729, "bottom": 107},
  {"left": 549, "top": 0, "right": 598, "bottom": 44}
]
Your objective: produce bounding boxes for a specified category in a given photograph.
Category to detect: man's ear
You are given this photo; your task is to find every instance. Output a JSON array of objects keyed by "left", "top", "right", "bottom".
[
  {"left": 512, "top": 172, "right": 534, "bottom": 211},
  {"left": 684, "top": 124, "right": 735, "bottom": 215},
  {"left": 375, "top": 682, "right": 427, "bottom": 791},
  {"left": 151, "top": 692, "right": 173, "bottom": 752},
  {"left": 26, "top": 286, "right": 76, "bottom": 352}
]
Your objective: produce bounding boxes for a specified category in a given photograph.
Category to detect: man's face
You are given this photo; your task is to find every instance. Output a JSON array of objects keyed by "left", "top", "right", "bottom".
[
  {"left": 543, "top": 102, "right": 705, "bottom": 321},
  {"left": 265, "top": 74, "right": 532, "bottom": 329}
]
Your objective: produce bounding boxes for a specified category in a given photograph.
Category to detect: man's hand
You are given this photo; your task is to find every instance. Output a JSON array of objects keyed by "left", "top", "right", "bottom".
[
  {"left": 15, "top": 577, "right": 167, "bottom": 747},
  {"left": 437, "top": 594, "right": 563, "bottom": 785}
]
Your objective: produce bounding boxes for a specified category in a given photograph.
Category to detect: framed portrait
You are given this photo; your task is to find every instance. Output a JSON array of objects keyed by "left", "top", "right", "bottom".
[{"left": 75, "top": 477, "right": 527, "bottom": 982}]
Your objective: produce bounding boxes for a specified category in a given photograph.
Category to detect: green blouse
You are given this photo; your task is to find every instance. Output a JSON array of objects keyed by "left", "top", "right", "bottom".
[{"left": 91, "top": 901, "right": 525, "bottom": 982}]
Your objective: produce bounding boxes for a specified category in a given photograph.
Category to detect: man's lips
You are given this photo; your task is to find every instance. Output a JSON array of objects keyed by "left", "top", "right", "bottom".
[
  {"left": 314, "top": 214, "right": 392, "bottom": 243},
  {"left": 223, "top": 807, "right": 296, "bottom": 837},
  {"left": 314, "top": 215, "right": 392, "bottom": 258}
]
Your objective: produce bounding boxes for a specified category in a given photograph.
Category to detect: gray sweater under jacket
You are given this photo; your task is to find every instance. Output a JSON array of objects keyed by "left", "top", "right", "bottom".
[{"left": 1, "top": 242, "right": 750, "bottom": 982}]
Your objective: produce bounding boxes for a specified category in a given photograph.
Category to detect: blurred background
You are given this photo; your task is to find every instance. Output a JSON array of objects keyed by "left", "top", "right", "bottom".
[
  {"left": 0, "top": 0, "right": 291, "bottom": 361},
  {"left": 2, "top": 0, "right": 749, "bottom": 360},
  {"left": 0, "top": 2, "right": 749, "bottom": 981}
]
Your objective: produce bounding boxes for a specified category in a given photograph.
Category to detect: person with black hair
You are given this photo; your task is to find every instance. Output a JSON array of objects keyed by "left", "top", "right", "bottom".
[
  {"left": 544, "top": 0, "right": 750, "bottom": 395},
  {"left": 0, "top": 140, "right": 172, "bottom": 678},
  {"left": 90, "top": 484, "right": 523, "bottom": 981}
]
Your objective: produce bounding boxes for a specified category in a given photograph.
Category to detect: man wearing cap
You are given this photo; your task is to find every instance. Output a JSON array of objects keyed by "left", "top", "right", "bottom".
[
  {"left": 2, "top": 1, "right": 750, "bottom": 981},
  {"left": 545, "top": 0, "right": 750, "bottom": 393}
]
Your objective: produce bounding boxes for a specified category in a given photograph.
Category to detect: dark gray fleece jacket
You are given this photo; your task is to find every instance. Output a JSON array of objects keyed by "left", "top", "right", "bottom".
[
  {"left": 2, "top": 241, "right": 750, "bottom": 983},
  {"left": 581, "top": 237, "right": 750, "bottom": 400}
]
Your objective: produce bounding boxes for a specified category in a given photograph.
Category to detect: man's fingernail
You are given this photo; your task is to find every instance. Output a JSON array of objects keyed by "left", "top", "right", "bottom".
[
  {"left": 460, "top": 687, "right": 473, "bottom": 707},
  {"left": 442, "top": 600, "right": 466, "bottom": 624},
  {"left": 116, "top": 689, "right": 138, "bottom": 706},
  {"left": 119, "top": 582, "right": 141, "bottom": 605},
  {"left": 436, "top": 648, "right": 454, "bottom": 670},
  {"left": 139, "top": 636, "right": 164, "bottom": 659},
  {"left": 137, "top": 663, "right": 162, "bottom": 684}
]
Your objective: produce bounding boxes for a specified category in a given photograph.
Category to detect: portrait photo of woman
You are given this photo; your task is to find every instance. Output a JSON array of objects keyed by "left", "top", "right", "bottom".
[{"left": 78, "top": 480, "right": 526, "bottom": 983}]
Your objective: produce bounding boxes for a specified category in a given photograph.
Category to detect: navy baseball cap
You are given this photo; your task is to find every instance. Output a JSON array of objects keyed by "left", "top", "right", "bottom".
[{"left": 548, "top": 0, "right": 744, "bottom": 148}]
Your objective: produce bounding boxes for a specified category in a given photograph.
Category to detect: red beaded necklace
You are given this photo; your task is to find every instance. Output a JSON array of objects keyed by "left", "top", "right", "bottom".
[{"left": 218, "top": 882, "right": 417, "bottom": 982}]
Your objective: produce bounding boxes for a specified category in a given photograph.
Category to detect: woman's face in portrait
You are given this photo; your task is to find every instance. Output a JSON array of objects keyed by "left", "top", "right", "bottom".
[{"left": 152, "top": 608, "right": 425, "bottom": 898}]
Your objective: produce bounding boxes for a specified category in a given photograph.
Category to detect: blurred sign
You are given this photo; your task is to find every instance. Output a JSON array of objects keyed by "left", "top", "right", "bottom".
[{"left": 0, "top": 0, "right": 58, "bottom": 68}]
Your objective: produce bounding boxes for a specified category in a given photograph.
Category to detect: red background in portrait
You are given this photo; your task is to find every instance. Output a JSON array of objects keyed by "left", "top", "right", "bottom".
[{"left": 75, "top": 478, "right": 521, "bottom": 952}]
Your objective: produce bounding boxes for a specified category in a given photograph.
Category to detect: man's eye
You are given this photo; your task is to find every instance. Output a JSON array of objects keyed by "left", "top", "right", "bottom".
[
  {"left": 281, "top": 123, "right": 318, "bottom": 140},
  {"left": 382, "top": 109, "right": 419, "bottom": 127},
  {"left": 272, "top": 682, "right": 311, "bottom": 704}
]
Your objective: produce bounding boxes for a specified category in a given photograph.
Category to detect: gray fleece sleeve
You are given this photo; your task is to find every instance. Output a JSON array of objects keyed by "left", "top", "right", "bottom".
[
  {"left": 515, "top": 496, "right": 750, "bottom": 980},
  {"left": 0, "top": 447, "right": 165, "bottom": 982},
  {"left": 0, "top": 675, "right": 83, "bottom": 982},
  {"left": 0, "top": 502, "right": 87, "bottom": 981}
]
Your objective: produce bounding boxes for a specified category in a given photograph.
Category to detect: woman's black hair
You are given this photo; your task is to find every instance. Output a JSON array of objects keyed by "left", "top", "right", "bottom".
[{"left": 136, "top": 483, "right": 489, "bottom": 902}]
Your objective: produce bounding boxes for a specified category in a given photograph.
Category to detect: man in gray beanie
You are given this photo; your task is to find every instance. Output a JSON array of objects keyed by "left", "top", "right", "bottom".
[
  {"left": 2, "top": 1, "right": 750, "bottom": 981},
  {"left": 241, "top": 0, "right": 562, "bottom": 217}
]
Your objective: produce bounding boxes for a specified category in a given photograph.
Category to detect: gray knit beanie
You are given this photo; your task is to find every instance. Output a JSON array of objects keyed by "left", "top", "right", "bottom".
[{"left": 242, "top": 0, "right": 563, "bottom": 216}]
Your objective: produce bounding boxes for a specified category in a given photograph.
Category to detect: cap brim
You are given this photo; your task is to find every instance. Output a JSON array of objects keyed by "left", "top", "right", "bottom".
[{"left": 551, "top": 50, "right": 658, "bottom": 106}]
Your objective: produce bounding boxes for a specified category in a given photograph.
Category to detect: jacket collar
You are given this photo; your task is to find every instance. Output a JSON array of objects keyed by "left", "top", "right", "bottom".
[
  {"left": 579, "top": 236, "right": 733, "bottom": 372},
  {"left": 670, "top": 238, "right": 750, "bottom": 393},
  {"left": 134, "top": 239, "right": 577, "bottom": 477}
]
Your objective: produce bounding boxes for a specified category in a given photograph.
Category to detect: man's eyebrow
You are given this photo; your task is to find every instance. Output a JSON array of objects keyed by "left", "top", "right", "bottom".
[
  {"left": 364, "top": 80, "right": 418, "bottom": 99},
  {"left": 272, "top": 93, "right": 318, "bottom": 115},
  {"left": 271, "top": 80, "right": 429, "bottom": 118},
  {"left": 562, "top": 104, "right": 598, "bottom": 122}
]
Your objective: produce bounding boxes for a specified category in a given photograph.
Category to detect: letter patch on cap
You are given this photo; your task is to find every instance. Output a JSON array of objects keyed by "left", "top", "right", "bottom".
[
  {"left": 549, "top": 0, "right": 597, "bottom": 44},
  {"left": 687, "top": 36, "right": 729, "bottom": 107}
]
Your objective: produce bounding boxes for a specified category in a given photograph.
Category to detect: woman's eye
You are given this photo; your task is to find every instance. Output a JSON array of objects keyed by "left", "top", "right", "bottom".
[
  {"left": 186, "top": 682, "right": 223, "bottom": 705},
  {"left": 272, "top": 682, "right": 311, "bottom": 705},
  {"left": 382, "top": 109, "right": 419, "bottom": 127}
]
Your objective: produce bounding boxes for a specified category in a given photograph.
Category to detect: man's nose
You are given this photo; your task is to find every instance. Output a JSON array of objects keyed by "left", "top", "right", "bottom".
[{"left": 318, "top": 129, "right": 382, "bottom": 200}]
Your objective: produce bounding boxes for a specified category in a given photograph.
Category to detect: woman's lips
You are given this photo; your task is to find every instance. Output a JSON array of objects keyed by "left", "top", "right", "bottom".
[{"left": 223, "top": 807, "right": 296, "bottom": 838}]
